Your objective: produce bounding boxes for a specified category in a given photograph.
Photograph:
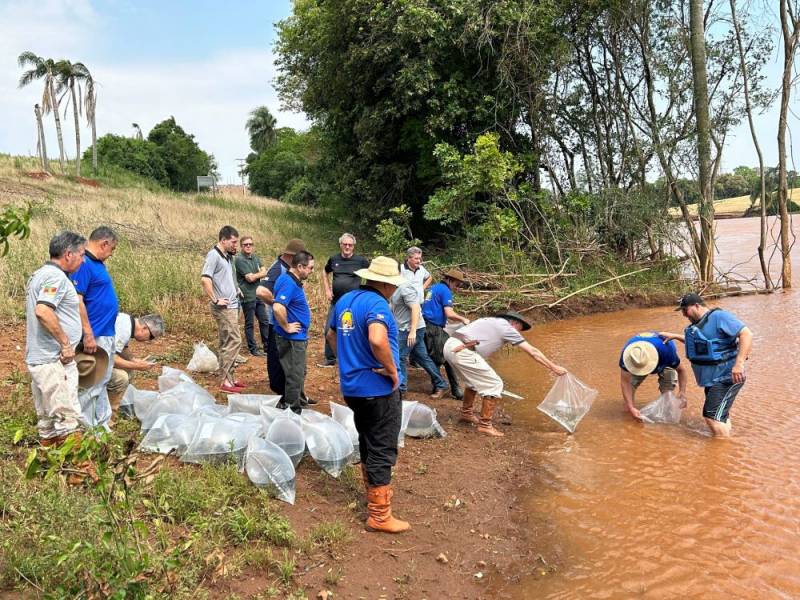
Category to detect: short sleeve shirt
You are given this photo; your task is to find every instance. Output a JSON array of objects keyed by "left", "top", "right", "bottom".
[
  {"left": 618, "top": 332, "right": 680, "bottom": 374},
  {"left": 685, "top": 309, "right": 746, "bottom": 387},
  {"left": 421, "top": 282, "right": 453, "bottom": 327},
  {"left": 325, "top": 253, "right": 370, "bottom": 303},
  {"left": 454, "top": 317, "right": 525, "bottom": 359},
  {"left": 272, "top": 272, "right": 311, "bottom": 341},
  {"left": 391, "top": 283, "right": 425, "bottom": 331},
  {"left": 400, "top": 262, "right": 430, "bottom": 305},
  {"left": 72, "top": 250, "right": 119, "bottom": 337},
  {"left": 114, "top": 312, "right": 135, "bottom": 354},
  {"left": 234, "top": 253, "right": 263, "bottom": 303},
  {"left": 329, "top": 287, "right": 399, "bottom": 397},
  {"left": 201, "top": 246, "right": 239, "bottom": 309},
  {"left": 25, "top": 263, "right": 82, "bottom": 365}
]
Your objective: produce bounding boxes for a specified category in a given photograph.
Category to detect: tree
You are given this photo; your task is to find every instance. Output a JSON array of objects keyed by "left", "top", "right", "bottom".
[
  {"left": 84, "top": 75, "right": 98, "bottom": 176},
  {"left": 18, "top": 52, "right": 66, "bottom": 173},
  {"left": 245, "top": 106, "right": 278, "bottom": 153},
  {"left": 34, "top": 104, "right": 49, "bottom": 172},
  {"left": 244, "top": 127, "right": 320, "bottom": 200},
  {"left": 132, "top": 123, "right": 143, "bottom": 140},
  {"left": 147, "top": 117, "right": 213, "bottom": 191},
  {"left": 55, "top": 60, "right": 92, "bottom": 177},
  {"left": 84, "top": 134, "right": 169, "bottom": 186}
]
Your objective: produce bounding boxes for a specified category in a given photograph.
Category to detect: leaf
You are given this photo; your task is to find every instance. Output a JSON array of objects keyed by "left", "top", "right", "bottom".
[
  {"left": 13, "top": 428, "right": 24, "bottom": 444},
  {"left": 24, "top": 449, "right": 40, "bottom": 479}
]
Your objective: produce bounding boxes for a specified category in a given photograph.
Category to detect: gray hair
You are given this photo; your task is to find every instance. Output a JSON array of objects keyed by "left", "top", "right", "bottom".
[
  {"left": 89, "top": 226, "right": 118, "bottom": 243},
  {"left": 49, "top": 230, "right": 86, "bottom": 258},
  {"left": 139, "top": 314, "right": 165, "bottom": 338},
  {"left": 339, "top": 233, "right": 356, "bottom": 245},
  {"left": 406, "top": 246, "right": 422, "bottom": 257}
]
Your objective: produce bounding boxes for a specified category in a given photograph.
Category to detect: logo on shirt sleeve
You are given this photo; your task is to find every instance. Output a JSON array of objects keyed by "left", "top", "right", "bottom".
[
  {"left": 376, "top": 313, "right": 385, "bottom": 320},
  {"left": 41, "top": 286, "right": 58, "bottom": 298},
  {"left": 279, "top": 294, "right": 287, "bottom": 300}
]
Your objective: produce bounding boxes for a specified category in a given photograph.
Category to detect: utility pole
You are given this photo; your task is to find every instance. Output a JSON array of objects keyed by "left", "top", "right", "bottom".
[{"left": 236, "top": 158, "right": 247, "bottom": 195}]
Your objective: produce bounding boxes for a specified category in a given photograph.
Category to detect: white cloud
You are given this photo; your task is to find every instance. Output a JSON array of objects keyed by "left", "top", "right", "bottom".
[{"left": 0, "top": 0, "right": 307, "bottom": 183}]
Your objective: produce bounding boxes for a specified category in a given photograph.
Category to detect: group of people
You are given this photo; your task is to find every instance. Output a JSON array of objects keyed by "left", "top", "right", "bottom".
[{"left": 24, "top": 228, "right": 164, "bottom": 446}]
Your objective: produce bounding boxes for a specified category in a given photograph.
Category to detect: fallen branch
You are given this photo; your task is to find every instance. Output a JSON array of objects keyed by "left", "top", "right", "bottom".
[{"left": 546, "top": 267, "right": 651, "bottom": 308}]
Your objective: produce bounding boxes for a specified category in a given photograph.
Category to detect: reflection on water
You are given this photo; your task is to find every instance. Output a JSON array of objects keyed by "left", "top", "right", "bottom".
[{"left": 493, "top": 218, "right": 800, "bottom": 599}]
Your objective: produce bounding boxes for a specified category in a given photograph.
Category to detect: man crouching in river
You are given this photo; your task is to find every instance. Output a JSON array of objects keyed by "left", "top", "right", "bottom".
[{"left": 661, "top": 293, "right": 753, "bottom": 437}]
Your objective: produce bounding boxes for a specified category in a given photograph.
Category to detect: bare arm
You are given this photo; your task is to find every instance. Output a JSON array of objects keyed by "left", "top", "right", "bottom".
[
  {"left": 273, "top": 303, "right": 300, "bottom": 333},
  {"left": 408, "top": 303, "right": 420, "bottom": 346},
  {"left": 77, "top": 295, "right": 97, "bottom": 353},
  {"left": 256, "top": 285, "right": 274, "bottom": 304},
  {"left": 518, "top": 341, "right": 566, "bottom": 376},
  {"left": 444, "top": 306, "right": 470, "bottom": 325},
  {"left": 659, "top": 331, "right": 685, "bottom": 344},
  {"left": 245, "top": 266, "right": 269, "bottom": 283},
  {"left": 201, "top": 276, "right": 229, "bottom": 306},
  {"left": 423, "top": 274, "right": 433, "bottom": 290},
  {"left": 114, "top": 354, "right": 156, "bottom": 371},
  {"left": 34, "top": 304, "right": 75, "bottom": 363},
  {"left": 731, "top": 326, "right": 753, "bottom": 384},
  {"left": 322, "top": 271, "right": 333, "bottom": 302},
  {"left": 368, "top": 322, "right": 399, "bottom": 390},
  {"left": 620, "top": 369, "right": 642, "bottom": 421}
]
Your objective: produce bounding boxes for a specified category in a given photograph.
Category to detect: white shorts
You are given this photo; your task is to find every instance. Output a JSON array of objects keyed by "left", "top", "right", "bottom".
[
  {"left": 443, "top": 337, "right": 503, "bottom": 397},
  {"left": 28, "top": 359, "right": 82, "bottom": 439}
]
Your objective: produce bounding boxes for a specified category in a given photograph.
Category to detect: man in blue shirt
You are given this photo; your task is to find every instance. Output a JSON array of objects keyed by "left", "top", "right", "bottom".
[
  {"left": 326, "top": 256, "right": 409, "bottom": 534},
  {"left": 422, "top": 269, "right": 471, "bottom": 399},
  {"left": 619, "top": 332, "right": 689, "bottom": 421},
  {"left": 272, "top": 250, "right": 314, "bottom": 413},
  {"left": 72, "top": 226, "right": 119, "bottom": 429},
  {"left": 662, "top": 293, "right": 753, "bottom": 437}
]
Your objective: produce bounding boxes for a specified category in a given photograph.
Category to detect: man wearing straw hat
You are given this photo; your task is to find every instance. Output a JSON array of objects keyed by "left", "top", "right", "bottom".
[
  {"left": 326, "top": 256, "right": 409, "bottom": 534},
  {"left": 444, "top": 312, "right": 566, "bottom": 437},
  {"left": 619, "top": 332, "right": 689, "bottom": 421},
  {"left": 25, "top": 231, "right": 87, "bottom": 446},
  {"left": 422, "top": 268, "right": 471, "bottom": 399}
]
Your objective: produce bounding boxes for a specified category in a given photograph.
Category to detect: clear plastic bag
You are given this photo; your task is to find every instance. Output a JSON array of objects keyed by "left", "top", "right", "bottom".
[
  {"left": 639, "top": 391, "right": 683, "bottom": 424},
  {"left": 181, "top": 415, "right": 261, "bottom": 468},
  {"left": 139, "top": 381, "right": 216, "bottom": 431},
  {"left": 139, "top": 413, "right": 199, "bottom": 456},
  {"left": 227, "top": 394, "right": 281, "bottom": 415},
  {"left": 265, "top": 412, "right": 306, "bottom": 468},
  {"left": 537, "top": 373, "right": 598, "bottom": 433},
  {"left": 399, "top": 400, "right": 419, "bottom": 447},
  {"left": 186, "top": 342, "right": 219, "bottom": 373},
  {"left": 244, "top": 436, "right": 296, "bottom": 505},
  {"left": 329, "top": 402, "right": 360, "bottom": 464},
  {"left": 126, "top": 385, "right": 159, "bottom": 421},
  {"left": 157, "top": 366, "right": 195, "bottom": 392},
  {"left": 301, "top": 417, "right": 353, "bottom": 478},
  {"left": 404, "top": 402, "right": 447, "bottom": 439}
]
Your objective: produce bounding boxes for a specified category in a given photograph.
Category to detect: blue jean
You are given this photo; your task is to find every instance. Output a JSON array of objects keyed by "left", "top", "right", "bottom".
[{"left": 398, "top": 328, "right": 447, "bottom": 392}]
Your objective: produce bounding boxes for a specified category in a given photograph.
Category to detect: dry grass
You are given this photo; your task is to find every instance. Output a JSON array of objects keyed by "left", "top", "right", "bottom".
[
  {"left": 0, "top": 154, "right": 338, "bottom": 323},
  {"left": 668, "top": 188, "right": 800, "bottom": 218}
]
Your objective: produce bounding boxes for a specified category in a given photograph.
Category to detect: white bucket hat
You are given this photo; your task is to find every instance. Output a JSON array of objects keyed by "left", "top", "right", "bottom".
[
  {"left": 622, "top": 341, "right": 659, "bottom": 376},
  {"left": 355, "top": 256, "right": 406, "bottom": 286}
]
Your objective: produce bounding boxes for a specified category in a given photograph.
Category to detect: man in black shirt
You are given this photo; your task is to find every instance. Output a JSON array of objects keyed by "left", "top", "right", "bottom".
[{"left": 318, "top": 233, "right": 370, "bottom": 367}]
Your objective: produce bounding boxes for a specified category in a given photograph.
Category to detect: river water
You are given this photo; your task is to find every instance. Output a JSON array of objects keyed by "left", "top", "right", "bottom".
[{"left": 493, "top": 217, "right": 799, "bottom": 599}]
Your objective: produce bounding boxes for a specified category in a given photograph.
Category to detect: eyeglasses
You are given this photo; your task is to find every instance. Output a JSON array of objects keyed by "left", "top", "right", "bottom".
[
  {"left": 340, "top": 243, "right": 354, "bottom": 247},
  {"left": 242, "top": 243, "right": 254, "bottom": 246}
]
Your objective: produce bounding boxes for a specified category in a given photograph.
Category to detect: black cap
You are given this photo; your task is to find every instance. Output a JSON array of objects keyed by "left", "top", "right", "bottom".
[
  {"left": 675, "top": 292, "right": 705, "bottom": 311},
  {"left": 494, "top": 311, "right": 532, "bottom": 331}
]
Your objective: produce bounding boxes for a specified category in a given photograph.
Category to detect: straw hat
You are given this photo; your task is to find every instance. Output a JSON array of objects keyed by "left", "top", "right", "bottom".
[
  {"left": 622, "top": 341, "right": 659, "bottom": 376},
  {"left": 443, "top": 268, "right": 467, "bottom": 284},
  {"left": 74, "top": 344, "right": 110, "bottom": 388},
  {"left": 494, "top": 311, "right": 532, "bottom": 331},
  {"left": 283, "top": 239, "right": 306, "bottom": 256},
  {"left": 355, "top": 256, "right": 406, "bottom": 286}
]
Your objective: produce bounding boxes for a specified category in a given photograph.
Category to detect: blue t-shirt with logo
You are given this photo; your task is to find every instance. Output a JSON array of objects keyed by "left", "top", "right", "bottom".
[
  {"left": 272, "top": 272, "right": 311, "bottom": 341},
  {"left": 421, "top": 282, "right": 454, "bottom": 327},
  {"left": 684, "top": 309, "right": 745, "bottom": 387},
  {"left": 618, "top": 332, "right": 680, "bottom": 374},
  {"left": 329, "top": 287, "right": 399, "bottom": 397},
  {"left": 72, "top": 251, "right": 119, "bottom": 337}
]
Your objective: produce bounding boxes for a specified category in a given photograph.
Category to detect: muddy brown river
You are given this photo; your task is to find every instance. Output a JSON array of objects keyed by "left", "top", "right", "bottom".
[{"left": 494, "top": 216, "right": 799, "bottom": 599}]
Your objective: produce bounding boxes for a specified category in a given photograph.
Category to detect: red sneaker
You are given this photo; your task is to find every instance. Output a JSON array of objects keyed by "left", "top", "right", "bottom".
[
  {"left": 220, "top": 383, "right": 244, "bottom": 393},
  {"left": 233, "top": 380, "right": 247, "bottom": 388}
]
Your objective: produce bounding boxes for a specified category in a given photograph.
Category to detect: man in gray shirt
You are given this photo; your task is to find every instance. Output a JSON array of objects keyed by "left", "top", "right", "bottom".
[
  {"left": 391, "top": 282, "right": 447, "bottom": 398},
  {"left": 201, "top": 225, "right": 243, "bottom": 393},
  {"left": 25, "top": 231, "right": 87, "bottom": 445}
]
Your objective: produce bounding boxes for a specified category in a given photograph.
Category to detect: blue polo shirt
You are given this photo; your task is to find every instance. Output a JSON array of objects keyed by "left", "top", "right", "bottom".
[
  {"left": 421, "top": 282, "right": 453, "bottom": 327},
  {"left": 618, "top": 332, "right": 680, "bottom": 374},
  {"left": 272, "top": 272, "right": 311, "bottom": 341},
  {"left": 71, "top": 250, "right": 119, "bottom": 337},
  {"left": 329, "top": 287, "right": 399, "bottom": 398}
]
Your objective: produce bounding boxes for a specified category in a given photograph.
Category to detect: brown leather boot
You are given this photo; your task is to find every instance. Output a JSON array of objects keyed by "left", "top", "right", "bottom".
[
  {"left": 366, "top": 484, "right": 410, "bottom": 533},
  {"left": 459, "top": 388, "right": 479, "bottom": 424},
  {"left": 477, "top": 396, "right": 505, "bottom": 437}
]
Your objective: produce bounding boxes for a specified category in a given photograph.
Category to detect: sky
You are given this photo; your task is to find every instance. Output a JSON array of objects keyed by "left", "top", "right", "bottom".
[{"left": 0, "top": 0, "right": 797, "bottom": 184}]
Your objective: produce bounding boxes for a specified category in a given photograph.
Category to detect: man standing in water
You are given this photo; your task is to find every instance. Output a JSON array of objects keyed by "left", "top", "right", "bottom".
[
  {"left": 619, "top": 332, "right": 690, "bottom": 421},
  {"left": 661, "top": 293, "right": 752, "bottom": 437},
  {"left": 444, "top": 312, "right": 566, "bottom": 437}
]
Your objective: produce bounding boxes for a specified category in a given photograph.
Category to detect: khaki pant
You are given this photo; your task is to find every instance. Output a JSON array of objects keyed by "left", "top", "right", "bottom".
[
  {"left": 211, "top": 304, "right": 242, "bottom": 382},
  {"left": 632, "top": 367, "right": 678, "bottom": 393},
  {"left": 28, "top": 359, "right": 82, "bottom": 440},
  {"left": 107, "top": 367, "right": 131, "bottom": 415},
  {"left": 443, "top": 337, "right": 504, "bottom": 397}
]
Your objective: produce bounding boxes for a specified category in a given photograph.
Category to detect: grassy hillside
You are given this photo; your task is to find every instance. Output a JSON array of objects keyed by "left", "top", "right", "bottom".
[{"left": 668, "top": 188, "right": 800, "bottom": 218}]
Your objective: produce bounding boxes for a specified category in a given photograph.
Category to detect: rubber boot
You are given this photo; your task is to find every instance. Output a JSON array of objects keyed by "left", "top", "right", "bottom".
[
  {"left": 459, "top": 388, "right": 479, "bottom": 424},
  {"left": 477, "top": 396, "right": 505, "bottom": 437},
  {"left": 366, "top": 484, "right": 410, "bottom": 533}
]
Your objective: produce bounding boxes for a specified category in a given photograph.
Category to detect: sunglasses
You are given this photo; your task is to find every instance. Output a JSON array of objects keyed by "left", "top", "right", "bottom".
[{"left": 242, "top": 242, "right": 254, "bottom": 246}]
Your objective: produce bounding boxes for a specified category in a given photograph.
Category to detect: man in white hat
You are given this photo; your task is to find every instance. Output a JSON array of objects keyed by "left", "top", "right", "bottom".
[
  {"left": 326, "top": 256, "right": 409, "bottom": 534},
  {"left": 619, "top": 332, "right": 689, "bottom": 421}
]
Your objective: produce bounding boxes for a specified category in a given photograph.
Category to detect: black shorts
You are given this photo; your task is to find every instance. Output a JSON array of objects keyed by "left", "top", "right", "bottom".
[{"left": 703, "top": 380, "right": 744, "bottom": 422}]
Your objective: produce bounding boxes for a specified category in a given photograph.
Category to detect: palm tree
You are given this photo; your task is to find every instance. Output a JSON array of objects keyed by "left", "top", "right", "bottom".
[
  {"left": 84, "top": 76, "right": 98, "bottom": 176},
  {"left": 245, "top": 106, "right": 277, "bottom": 153},
  {"left": 132, "top": 123, "right": 143, "bottom": 140},
  {"left": 18, "top": 51, "right": 66, "bottom": 173},
  {"left": 34, "top": 104, "right": 49, "bottom": 172},
  {"left": 56, "top": 60, "right": 92, "bottom": 177}
]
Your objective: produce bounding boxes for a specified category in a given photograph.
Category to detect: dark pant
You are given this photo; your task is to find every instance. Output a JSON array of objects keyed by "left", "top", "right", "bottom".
[
  {"left": 323, "top": 303, "right": 336, "bottom": 362},
  {"left": 242, "top": 300, "right": 270, "bottom": 354},
  {"left": 425, "top": 323, "right": 463, "bottom": 398},
  {"left": 345, "top": 390, "right": 401, "bottom": 486},
  {"left": 266, "top": 327, "right": 285, "bottom": 396},
  {"left": 398, "top": 328, "right": 446, "bottom": 392},
  {"left": 276, "top": 336, "right": 308, "bottom": 413}
]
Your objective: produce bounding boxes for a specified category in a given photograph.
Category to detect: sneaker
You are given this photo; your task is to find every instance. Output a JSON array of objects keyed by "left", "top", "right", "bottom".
[
  {"left": 316, "top": 360, "right": 336, "bottom": 368},
  {"left": 234, "top": 354, "right": 249, "bottom": 365},
  {"left": 233, "top": 380, "right": 247, "bottom": 388},
  {"left": 221, "top": 383, "right": 245, "bottom": 393},
  {"left": 429, "top": 388, "right": 447, "bottom": 400},
  {"left": 250, "top": 349, "right": 266, "bottom": 357}
]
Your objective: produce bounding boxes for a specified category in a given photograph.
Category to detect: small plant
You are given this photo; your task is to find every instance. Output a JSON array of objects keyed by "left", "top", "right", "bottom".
[
  {"left": 307, "top": 520, "right": 351, "bottom": 552},
  {"left": 324, "top": 566, "right": 344, "bottom": 586},
  {"left": 375, "top": 204, "right": 421, "bottom": 259},
  {"left": 275, "top": 549, "right": 295, "bottom": 586}
]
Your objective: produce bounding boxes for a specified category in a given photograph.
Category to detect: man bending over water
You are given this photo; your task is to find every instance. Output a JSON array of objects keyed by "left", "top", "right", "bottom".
[{"left": 661, "top": 293, "right": 753, "bottom": 437}]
